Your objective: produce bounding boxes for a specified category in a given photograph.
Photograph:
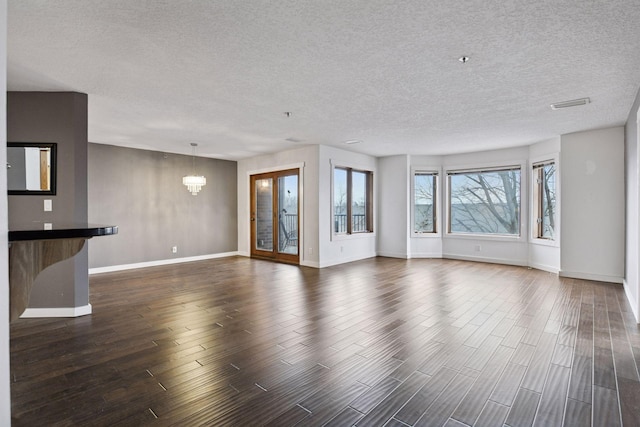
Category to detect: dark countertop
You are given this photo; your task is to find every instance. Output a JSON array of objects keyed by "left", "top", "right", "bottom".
[{"left": 9, "top": 224, "right": 118, "bottom": 241}]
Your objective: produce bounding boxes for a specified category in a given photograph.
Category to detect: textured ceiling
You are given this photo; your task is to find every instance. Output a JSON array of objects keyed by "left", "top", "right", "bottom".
[{"left": 7, "top": 1, "right": 640, "bottom": 160}]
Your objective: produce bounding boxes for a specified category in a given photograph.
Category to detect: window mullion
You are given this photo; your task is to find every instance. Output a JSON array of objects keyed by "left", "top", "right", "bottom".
[{"left": 346, "top": 168, "right": 352, "bottom": 234}]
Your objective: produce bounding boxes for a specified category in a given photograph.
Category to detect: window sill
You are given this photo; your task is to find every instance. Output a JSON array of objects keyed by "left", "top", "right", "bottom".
[
  {"left": 412, "top": 232, "right": 441, "bottom": 239},
  {"left": 445, "top": 233, "right": 524, "bottom": 243},
  {"left": 332, "top": 232, "right": 376, "bottom": 241}
]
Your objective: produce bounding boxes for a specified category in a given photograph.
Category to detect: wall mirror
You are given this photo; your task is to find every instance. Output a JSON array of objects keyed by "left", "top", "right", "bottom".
[{"left": 7, "top": 142, "right": 57, "bottom": 195}]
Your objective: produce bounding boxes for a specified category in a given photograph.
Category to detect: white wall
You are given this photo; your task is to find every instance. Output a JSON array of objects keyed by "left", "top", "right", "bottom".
[
  {"left": 561, "top": 127, "right": 625, "bottom": 283},
  {"left": 377, "top": 155, "right": 410, "bottom": 258},
  {"left": 0, "top": 0, "right": 11, "bottom": 422},
  {"left": 318, "top": 145, "right": 378, "bottom": 267},
  {"left": 237, "top": 145, "right": 319, "bottom": 266},
  {"left": 624, "top": 89, "right": 640, "bottom": 322}
]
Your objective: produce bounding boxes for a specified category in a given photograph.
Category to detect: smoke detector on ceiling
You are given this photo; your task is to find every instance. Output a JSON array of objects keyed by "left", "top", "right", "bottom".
[{"left": 550, "top": 97, "right": 590, "bottom": 110}]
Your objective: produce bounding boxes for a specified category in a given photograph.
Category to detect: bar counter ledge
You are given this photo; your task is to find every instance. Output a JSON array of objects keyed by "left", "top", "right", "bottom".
[{"left": 8, "top": 223, "right": 118, "bottom": 321}]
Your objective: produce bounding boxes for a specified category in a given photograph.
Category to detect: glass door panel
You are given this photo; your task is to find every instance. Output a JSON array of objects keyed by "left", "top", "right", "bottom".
[
  {"left": 254, "top": 178, "right": 273, "bottom": 252},
  {"left": 278, "top": 174, "right": 298, "bottom": 255}
]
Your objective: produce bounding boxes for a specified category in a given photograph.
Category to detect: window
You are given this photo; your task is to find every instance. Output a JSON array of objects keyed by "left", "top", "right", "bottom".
[
  {"left": 448, "top": 166, "right": 521, "bottom": 236},
  {"left": 533, "top": 161, "right": 556, "bottom": 239},
  {"left": 333, "top": 167, "right": 373, "bottom": 234},
  {"left": 413, "top": 172, "right": 437, "bottom": 233}
]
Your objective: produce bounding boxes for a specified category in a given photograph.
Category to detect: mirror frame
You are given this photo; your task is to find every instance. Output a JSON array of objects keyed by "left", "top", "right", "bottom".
[{"left": 8, "top": 142, "right": 57, "bottom": 196}]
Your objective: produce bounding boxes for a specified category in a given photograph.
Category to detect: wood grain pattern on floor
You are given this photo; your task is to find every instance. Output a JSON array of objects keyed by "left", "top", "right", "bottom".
[{"left": 10, "top": 257, "right": 640, "bottom": 426}]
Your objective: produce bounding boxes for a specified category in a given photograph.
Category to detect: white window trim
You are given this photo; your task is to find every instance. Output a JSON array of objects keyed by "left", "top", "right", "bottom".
[
  {"left": 529, "top": 154, "right": 560, "bottom": 248},
  {"left": 444, "top": 160, "right": 527, "bottom": 241},
  {"left": 410, "top": 166, "right": 441, "bottom": 238}
]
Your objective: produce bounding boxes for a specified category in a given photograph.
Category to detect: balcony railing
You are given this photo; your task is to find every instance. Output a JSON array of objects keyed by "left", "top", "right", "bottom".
[
  {"left": 334, "top": 214, "right": 367, "bottom": 233},
  {"left": 279, "top": 213, "right": 367, "bottom": 237}
]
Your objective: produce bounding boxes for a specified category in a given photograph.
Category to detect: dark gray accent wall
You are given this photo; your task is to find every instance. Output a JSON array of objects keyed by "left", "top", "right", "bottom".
[
  {"left": 7, "top": 92, "right": 89, "bottom": 309},
  {"left": 6, "top": 147, "right": 26, "bottom": 190},
  {"left": 87, "top": 144, "right": 237, "bottom": 268}
]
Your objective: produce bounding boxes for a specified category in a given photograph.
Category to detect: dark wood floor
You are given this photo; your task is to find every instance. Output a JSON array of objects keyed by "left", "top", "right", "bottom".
[{"left": 10, "top": 257, "right": 640, "bottom": 426}]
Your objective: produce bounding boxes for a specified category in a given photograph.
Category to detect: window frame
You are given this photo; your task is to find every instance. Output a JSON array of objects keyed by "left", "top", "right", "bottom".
[
  {"left": 530, "top": 155, "right": 560, "bottom": 247},
  {"left": 445, "top": 163, "right": 524, "bottom": 239},
  {"left": 411, "top": 168, "right": 440, "bottom": 236},
  {"left": 332, "top": 165, "right": 374, "bottom": 236}
]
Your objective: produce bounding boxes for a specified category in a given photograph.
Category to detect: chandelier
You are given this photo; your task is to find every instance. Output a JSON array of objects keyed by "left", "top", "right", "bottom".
[{"left": 183, "top": 143, "right": 206, "bottom": 195}]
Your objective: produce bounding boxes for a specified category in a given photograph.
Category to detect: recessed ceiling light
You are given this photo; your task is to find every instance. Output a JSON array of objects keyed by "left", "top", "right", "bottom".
[
  {"left": 458, "top": 56, "right": 470, "bottom": 63},
  {"left": 550, "top": 97, "right": 590, "bottom": 110},
  {"left": 343, "top": 139, "right": 362, "bottom": 145}
]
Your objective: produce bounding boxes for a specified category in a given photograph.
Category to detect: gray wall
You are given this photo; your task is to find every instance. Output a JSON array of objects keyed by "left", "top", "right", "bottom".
[
  {"left": 6, "top": 147, "right": 26, "bottom": 190},
  {"left": 7, "top": 91, "right": 89, "bottom": 309},
  {"left": 88, "top": 143, "right": 237, "bottom": 268}
]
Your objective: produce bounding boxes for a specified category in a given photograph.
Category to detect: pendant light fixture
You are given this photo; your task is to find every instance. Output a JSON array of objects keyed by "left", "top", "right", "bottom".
[{"left": 183, "top": 143, "right": 206, "bottom": 195}]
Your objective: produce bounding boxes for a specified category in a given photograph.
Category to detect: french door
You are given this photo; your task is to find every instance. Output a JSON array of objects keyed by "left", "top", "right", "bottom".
[{"left": 250, "top": 169, "right": 299, "bottom": 264}]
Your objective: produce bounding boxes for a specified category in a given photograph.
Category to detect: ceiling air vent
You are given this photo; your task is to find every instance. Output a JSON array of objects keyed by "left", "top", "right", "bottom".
[{"left": 550, "top": 97, "right": 590, "bottom": 110}]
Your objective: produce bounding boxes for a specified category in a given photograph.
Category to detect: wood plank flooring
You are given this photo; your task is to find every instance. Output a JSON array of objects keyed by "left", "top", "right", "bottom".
[{"left": 10, "top": 257, "right": 640, "bottom": 426}]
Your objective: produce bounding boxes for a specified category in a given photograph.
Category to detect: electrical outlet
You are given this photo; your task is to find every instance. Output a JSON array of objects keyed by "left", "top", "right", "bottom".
[
  {"left": 172, "top": 246, "right": 178, "bottom": 253},
  {"left": 44, "top": 199, "right": 52, "bottom": 211},
  {"left": 44, "top": 223, "right": 52, "bottom": 230},
  {"left": 340, "top": 246, "right": 344, "bottom": 253},
  {"left": 475, "top": 245, "right": 481, "bottom": 252},
  {"left": 308, "top": 247, "right": 313, "bottom": 255}
]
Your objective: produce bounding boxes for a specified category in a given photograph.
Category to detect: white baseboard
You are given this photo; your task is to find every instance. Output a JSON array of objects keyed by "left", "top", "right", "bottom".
[
  {"left": 442, "top": 253, "right": 527, "bottom": 267},
  {"left": 377, "top": 251, "right": 409, "bottom": 259},
  {"left": 623, "top": 279, "right": 639, "bottom": 324},
  {"left": 408, "top": 252, "right": 443, "bottom": 259},
  {"left": 559, "top": 270, "right": 624, "bottom": 284},
  {"left": 318, "top": 253, "right": 377, "bottom": 268},
  {"left": 528, "top": 262, "right": 560, "bottom": 274},
  {"left": 300, "top": 260, "right": 320, "bottom": 268},
  {"left": 89, "top": 252, "right": 239, "bottom": 274},
  {"left": 21, "top": 304, "right": 92, "bottom": 319}
]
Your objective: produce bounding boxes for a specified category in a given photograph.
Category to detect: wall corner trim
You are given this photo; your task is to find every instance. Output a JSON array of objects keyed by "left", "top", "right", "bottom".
[
  {"left": 623, "top": 279, "right": 640, "bottom": 324},
  {"left": 89, "top": 252, "right": 239, "bottom": 274},
  {"left": 376, "top": 251, "right": 410, "bottom": 259},
  {"left": 20, "top": 304, "right": 92, "bottom": 319}
]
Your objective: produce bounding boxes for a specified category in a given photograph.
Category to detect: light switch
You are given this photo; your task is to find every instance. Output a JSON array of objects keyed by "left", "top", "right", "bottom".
[{"left": 44, "top": 199, "right": 52, "bottom": 211}]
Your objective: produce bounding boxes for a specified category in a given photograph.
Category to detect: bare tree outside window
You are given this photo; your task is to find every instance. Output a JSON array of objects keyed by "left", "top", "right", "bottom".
[
  {"left": 533, "top": 162, "right": 556, "bottom": 239},
  {"left": 333, "top": 167, "right": 373, "bottom": 234},
  {"left": 414, "top": 173, "right": 437, "bottom": 233},
  {"left": 448, "top": 168, "right": 521, "bottom": 235}
]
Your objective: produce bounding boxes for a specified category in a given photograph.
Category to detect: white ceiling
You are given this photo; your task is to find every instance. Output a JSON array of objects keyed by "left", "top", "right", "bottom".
[{"left": 7, "top": 1, "right": 640, "bottom": 160}]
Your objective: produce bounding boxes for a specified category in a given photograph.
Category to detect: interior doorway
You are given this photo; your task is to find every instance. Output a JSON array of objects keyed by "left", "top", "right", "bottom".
[{"left": 250, "top": 169, "right": 300, "bottom": 264}]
